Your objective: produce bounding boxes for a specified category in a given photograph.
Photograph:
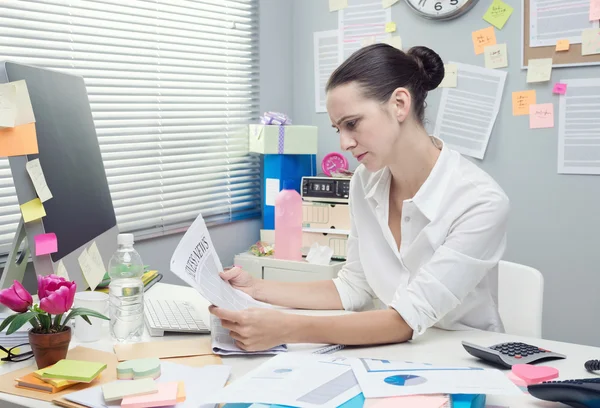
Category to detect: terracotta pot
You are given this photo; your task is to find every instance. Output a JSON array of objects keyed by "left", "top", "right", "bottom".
[{"left": 28, "top": 326, "right": 71, "bottom": 369}]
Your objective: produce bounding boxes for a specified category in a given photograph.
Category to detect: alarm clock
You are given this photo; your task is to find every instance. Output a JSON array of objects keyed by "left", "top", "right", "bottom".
[
  {"left": 321, "top": 152, "right": 349, "bottom": 176},
  {"left": 404, "top": 0, "right": 479, "bottom": 20}
]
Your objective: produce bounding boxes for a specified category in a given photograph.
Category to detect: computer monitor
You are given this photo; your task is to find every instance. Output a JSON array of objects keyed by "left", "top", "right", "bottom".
[{"left": 0, "top": 61, "right": 119, "bottom": 291}]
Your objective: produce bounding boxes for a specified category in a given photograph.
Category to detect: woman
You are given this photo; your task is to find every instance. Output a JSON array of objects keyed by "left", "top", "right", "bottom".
[{"left": 209, "top": 44, "right": 509, "bottom": 351}]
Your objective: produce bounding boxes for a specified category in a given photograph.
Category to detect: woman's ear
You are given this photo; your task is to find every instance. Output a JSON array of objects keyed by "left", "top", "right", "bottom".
[{"left": 391, "top": 87, "right": 412, "bottom": 123}]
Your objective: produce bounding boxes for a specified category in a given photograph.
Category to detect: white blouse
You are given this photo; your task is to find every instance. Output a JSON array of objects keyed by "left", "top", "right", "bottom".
[{"left": 332, "top": 142, "right": 509, "bottom": 339}]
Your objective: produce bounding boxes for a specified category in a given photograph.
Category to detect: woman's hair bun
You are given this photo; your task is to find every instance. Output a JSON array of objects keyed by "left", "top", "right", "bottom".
[{"left": 407, "top": 46, "right": 445, "bottom": 91}]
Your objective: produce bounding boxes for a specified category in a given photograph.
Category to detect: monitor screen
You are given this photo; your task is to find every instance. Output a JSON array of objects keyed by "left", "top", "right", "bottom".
[{"left": 5, "top": 62, "right": 117, "bottom": 263}]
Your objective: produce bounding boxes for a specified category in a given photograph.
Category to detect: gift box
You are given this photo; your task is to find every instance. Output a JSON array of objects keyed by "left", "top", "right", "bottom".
[{"left": 249, "top": 124, "right": 318, "bottom": 155}]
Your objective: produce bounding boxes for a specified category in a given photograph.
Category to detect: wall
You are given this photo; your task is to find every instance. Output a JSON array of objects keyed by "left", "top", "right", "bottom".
[{"left": 291, "top": 0, "right": 600, "bottom": 346}]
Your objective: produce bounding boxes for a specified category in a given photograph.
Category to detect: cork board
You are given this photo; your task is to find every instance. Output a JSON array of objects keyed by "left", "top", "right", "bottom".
[{"left": 522, "top": 0, "right": 600, "bottom": 68}]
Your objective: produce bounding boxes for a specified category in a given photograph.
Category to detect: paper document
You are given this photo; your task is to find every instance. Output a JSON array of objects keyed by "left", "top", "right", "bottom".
[
  {"left": 314, "top": 30, "right": 341, "bottom": 113},
  {"left": 433, "top": 62, "right": 507, "bottom": 159},
  {"left": 338, "top": 0, "right": 391, "bottom": 62},
  {"left": 529, "top": 0, "right": 598, "bottom": 47},
  {"left": 210, "top": 315, "right": 287, "bottom": 355},
  {"left": 558, "top": 78, "right": 600, "bottom": 175},
  {"left": 0, "top": 83, "right": 17, "bottom": 128},
  {"left": 203, "top": 354, "right": 361, "bottom": 408},
  {"left": 25, "top": 158, "right": 53, "bottom": 202},
  {"left": 351, "top": 358, "right": 521, "bottom": 398}
]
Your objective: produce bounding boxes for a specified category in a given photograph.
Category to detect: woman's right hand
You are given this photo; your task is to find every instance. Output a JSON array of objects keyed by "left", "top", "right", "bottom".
[{"left": 219, "top": 266, "right": 258, "bottom": 299}]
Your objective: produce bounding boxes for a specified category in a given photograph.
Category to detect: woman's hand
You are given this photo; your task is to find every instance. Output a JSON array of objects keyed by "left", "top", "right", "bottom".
[
  {"left": 220, "top": 266, "right": 258, "bottom": 299},
  {"left": 209, "top": 306, "right": 294, "bottom": 352}
]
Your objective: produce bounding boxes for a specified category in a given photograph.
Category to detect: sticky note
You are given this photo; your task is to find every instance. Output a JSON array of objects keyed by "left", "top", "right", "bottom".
[
  {"left": 512, "top": 364, "right": 559, "bottom": 384},
  {"left": 42, "top": 359, "right": 107, "bottom": 383},
  {"left": 484, "top": 43, "right": 508, "bottom": 69},
  {"left": 482, "top": 0, "right": 514, "bottom": 30},
  {"left": 13, "top": 80, "right": 35, "bottom": 126},
  {"left": 79, "top": 241, "right": 106, "bottom": 291},
  {"left": 361, "top": 36, "right": 376, "bottom": 46},
  {"left": 553, "top": 82, "right": 567, "bottom": 95},
  {"left": 0, "top": 122, "right": 38, "bottom": 157},
  {"left": 176, "top": 382, "right": 186, "bottom": 403},
  {"left": 582, "top": 28, "right": 600, "bottom": 55},
  {"left": 385, "top": 22, "right": 396, "bottom": 33},
  {"left": 591, "top": 0, "right": 600, "bottom": 21},
  {"left": 472, "top": 26, "right": 496, "bottom": 55},
  {"left": 439, "top": 64, "right": 458, "bottom": 88},
  {"left": 526, "top": 58, "right": 553, "bottom": 83},
  {"left": 529, "top": 103, "right": 554, "bottom": 129},
  {"left": 56, "top": 260, "right": 70, "bottom": 280},
  {"left": 0, "top": 83, "right": 17, "bottom": 128},
  {"left": 556, "top": 39, "right": 570, "bottom": 51},
  {"left": 382, "top": 0, "right": 399, "bottom": 7},
  {"left": 329, "top": 0, "right": 348, "bottom": 11},
  {"left": 20, "top": 198, "right": 46, "bottom": 223},
  {"left": 512, "top": 90, "right": 536, "bottom": 116},
  {"left": 117, "top": 358, "right": 161, "bottom": 380},
  {"left": 34, "top": 233, "right": 58, "bottom": 256},
  {"left": 121, "top": 381, "right": 178, "bottom": 408},
  {"left": 26, "top": 158, "right": 53, "bottom": 202},
  {"left": 383, "top": 35, "right": 402, "bottom": 50},
  {"left": 103, "top": 378, "right": 158, "bottom": 402}
]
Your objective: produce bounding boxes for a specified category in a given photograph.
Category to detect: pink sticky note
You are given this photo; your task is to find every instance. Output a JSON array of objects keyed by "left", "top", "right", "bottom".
[
  {"left": 553, "top": 83, "right": 567, "bottom": 95},
  {"left": 529, "top": 103, "right": 554, "bottom": 129},
  {"left": 512, "top": 364, "right": 558, "bottom": 385},
  {"left": 591, "top": 0, "right": 600, "bottom": 21},
  {"left": 507, "top": 370, "right": 529, "bottom": 387},
  {"left": 34, "top": 233, "right": 58, "bottom": 256},
  {"left": 369, "top": 395, "right": 449, "bottom": 408},
  {"left": 121, "top": 382, "right": 178, "bottom": 408}
]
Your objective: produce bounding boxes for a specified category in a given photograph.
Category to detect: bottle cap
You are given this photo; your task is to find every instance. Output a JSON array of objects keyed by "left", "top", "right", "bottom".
[
  {"left": 282, "top": 179, "right": 296, "bottom": 190},
  {"left": 118, "top": 233, "right": 134, "bottom": 246}
]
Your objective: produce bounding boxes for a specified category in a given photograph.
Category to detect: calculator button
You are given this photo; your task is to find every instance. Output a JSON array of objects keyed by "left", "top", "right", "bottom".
[{"left": 515, "top": 355, "right": 522, "bottom": 359}]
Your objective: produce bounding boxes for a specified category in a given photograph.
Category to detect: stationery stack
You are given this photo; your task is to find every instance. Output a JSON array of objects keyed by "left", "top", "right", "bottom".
[{"left": 14, "top": 359, "right": 106, "bottom": 394}]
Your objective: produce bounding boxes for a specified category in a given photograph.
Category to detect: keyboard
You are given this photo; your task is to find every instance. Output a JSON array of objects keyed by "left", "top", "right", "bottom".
[
  {"left": 528, "top": 378, "right": 600, "bottom": 408},
  {"left": 144, "top": 298, "right": 210, "bottom": 337}
]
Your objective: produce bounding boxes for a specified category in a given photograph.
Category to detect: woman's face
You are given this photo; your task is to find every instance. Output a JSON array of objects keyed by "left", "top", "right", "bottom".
[{"left": 327, "top": 82, "right": 409, "bottom": 172}]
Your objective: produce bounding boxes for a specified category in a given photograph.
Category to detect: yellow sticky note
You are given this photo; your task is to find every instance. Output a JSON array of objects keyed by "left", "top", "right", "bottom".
[
  {"left": 382, "top": 0, "right": 399, "bottom": 7},
  {"left": 329, "top": 0, "right": 348, "bottom": 11},
  {"left": 526, "top": 58, "right": 553, "bottom": 83},
  {"left": 385, "top": 22, "right": 397, "bottom": 33},
  {"left": 512, "top": 90, "right": 536, "bottom": 116},
  {"left": 383, "top": 35, "right": 402, "bottom": 50},
  {"left": 20, "top": 198, "right": 46, "bottom": 223},
  {"left": 439, "top": 64, "right": 458, "bottom": 88},
  {"left": 472, "top": 26, "right": 497, "bottom": 55},
  {"left": 582, "top": 28, "right": 600, "bottom": 56},
  {"left": 556, "top": 39, "right": 570, "bottom": 51},
  {"left": 78, "top": 242, "right": 106, "bottom": 291},
  {"left": 529, "top": 103, "right": 554, "bottom": 129},
  {"left": 482, "top": 0, "right": 514, "bottom": 29},
  {"left": 484, "top": 43, "right": 508, "bottom": 69}
]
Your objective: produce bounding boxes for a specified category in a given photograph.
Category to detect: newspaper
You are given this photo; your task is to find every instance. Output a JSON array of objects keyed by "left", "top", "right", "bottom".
[{"left": 170, "top": 213, "right": 287, "bottom": 355}]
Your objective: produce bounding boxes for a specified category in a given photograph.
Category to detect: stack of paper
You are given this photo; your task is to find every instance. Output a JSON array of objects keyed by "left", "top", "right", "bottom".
[{"left": 0, "top": 313, "right": 31, "bottom": 348}]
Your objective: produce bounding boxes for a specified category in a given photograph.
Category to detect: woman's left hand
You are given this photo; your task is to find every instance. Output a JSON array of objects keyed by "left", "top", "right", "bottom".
[{"left": 208, "top": 306, "right": 293, "bottom": 352}]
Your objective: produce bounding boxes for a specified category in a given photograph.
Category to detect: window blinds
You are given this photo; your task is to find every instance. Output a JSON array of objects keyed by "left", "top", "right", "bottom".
[{"left": 0, "top": 0, "right": 260, "bottom": 254}]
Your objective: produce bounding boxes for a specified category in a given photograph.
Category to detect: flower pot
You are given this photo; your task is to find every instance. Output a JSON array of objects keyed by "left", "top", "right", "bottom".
[{"left": 28, "top": 326, "right": 71, "bottom": 369}]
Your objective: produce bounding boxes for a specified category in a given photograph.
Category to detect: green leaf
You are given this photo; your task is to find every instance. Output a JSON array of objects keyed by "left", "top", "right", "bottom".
[
  {"left": 81, "top": 315, "right": 92, "bottom": 325},
  {"left": 7, "top": 312, "right": 37, "bottom": 335},
  {"left": 38, "top": 313, "right": 51, "bottom": 332},
  {"left": 0, "top": 314, "right": 18, "bottom": 333}
]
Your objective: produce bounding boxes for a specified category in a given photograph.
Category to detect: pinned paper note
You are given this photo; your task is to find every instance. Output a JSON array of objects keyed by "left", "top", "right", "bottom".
[
  {"left": 385, "top": 22, "right": 396, "bottom": 33},
  {"left": 529, "top": 103, "right": 554, "bottom": 129},
  {"left": 78, "top": 242, "right": 106, "bottom": 291},
  {"left": 482, "top": 0, "right": 514, "bottom": 29},
  {"left": 20, "top": 198, "right": 46, "bottom": 223},
  {"left": 382, "top": 0, "right": 399, "bottom": 7},
  {"left": 472, "top": 26, "right": 497, "bottom": 55},
  {"left": 512, "top": 90, "right": 536, "bottom": 116},
  {"left": 582, "top": 28, "right": 600, "bottom": 55},
  {"left": 57, "top": 260, "right": 70, "bottom": 280},
  {"left": 361, "top": 36, "right": 377, "bottom": 46},
  {"left": 439, "top": 64, "right": 458, "bottom": 88},
  {"left": 26, "top": 158, "right": 53, "bottom": 202},
  {"left": 0, "top": 83, "right": 17, "bottom": 128},
  {"left": 553, "top": 83, "right": 567, "bottom": 95},
  {"left": 383, "top": 35, "right": 402, "bottom": 50},
  {"left": 0, "top": 122, "right": 38, "bottom": 157},
  {"left": 329, "top": 0, "right": 348, "bottom": 11},
  {"left": 34, "top": 233, "right": 58, "bottom": 256},
  {"left": 591, "top": 0, "right": 600, "bottom": 21},
  {"left": 526, "top": 58, "right": 553, "bottom": 83},
  {"left": 484, "top": 43, "right": 508, "bottom": 69},
  {"left": 556, "top": 39, "right": 570, "bottom": 51},
  {"left": 13, "top": 81, "right": 35, "bottom": 126}
]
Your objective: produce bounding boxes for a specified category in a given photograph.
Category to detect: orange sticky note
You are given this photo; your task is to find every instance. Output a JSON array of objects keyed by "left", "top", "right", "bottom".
[
  {"left": 176, "top": 381, "right": 186, "bottom": 403},
  {"left": 529, "top": 103, "right": 554, "bottom": 129},
  {"left": 0, "top": 122, "right": 38, "bottom": 157},
  {"left": 556, "top": 39, "right": 570, "bottom": 51},
  {"left": 472, "top": 26, "right": 497, "bottom": 55},
  {"left": 512, "top": 90, "right": 536, "bottom": 116}
]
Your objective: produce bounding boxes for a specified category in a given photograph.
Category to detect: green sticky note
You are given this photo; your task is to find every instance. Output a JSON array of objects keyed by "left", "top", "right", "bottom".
[
  {"left": 41, "top": 360, "right": 107, "bottom": 383},
  {"left": 483, "top": 0, "right": 514, "bottom": 30}
]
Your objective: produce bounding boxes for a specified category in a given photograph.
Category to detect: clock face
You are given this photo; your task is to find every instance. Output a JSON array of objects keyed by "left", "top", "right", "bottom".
[{"left": 404, "top": 0, "right": 479, "bottom": 20}]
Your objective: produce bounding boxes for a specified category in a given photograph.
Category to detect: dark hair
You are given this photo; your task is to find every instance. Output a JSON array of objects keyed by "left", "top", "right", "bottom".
[{"left": 326, "top": 44, "right": 444, "bottom": 124}]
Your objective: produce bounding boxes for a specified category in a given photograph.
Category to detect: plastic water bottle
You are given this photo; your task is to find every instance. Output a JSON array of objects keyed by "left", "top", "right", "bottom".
[
  {"left": 274, "top": 179, "right": 303, "bottom": 261},
  {"left": 108, "top": 233, "right": 144, "bottom": 342}
]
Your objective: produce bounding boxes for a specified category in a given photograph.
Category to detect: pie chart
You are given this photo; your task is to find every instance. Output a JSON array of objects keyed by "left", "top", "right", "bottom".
[{"left": 384, "top": 374, "right": 427, "bottom": 386}]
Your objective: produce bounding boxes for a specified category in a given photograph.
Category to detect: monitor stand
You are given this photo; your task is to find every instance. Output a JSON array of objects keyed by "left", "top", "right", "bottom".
[{"left": 0, "top": 218, "right": 31, "bottom": 289}]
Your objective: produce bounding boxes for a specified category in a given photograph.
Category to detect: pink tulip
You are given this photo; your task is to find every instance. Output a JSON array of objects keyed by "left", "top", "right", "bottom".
[
  {"left": 0, "top": 280, "right": 33, "bottom": 313},
  {"left": 37, "top": 275, "right": 76, "bottom": 315}
]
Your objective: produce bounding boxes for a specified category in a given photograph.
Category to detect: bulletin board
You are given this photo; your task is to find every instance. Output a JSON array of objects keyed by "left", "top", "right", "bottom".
[{"left": 522, "top": 0, "right": 600, "bottom": 68}]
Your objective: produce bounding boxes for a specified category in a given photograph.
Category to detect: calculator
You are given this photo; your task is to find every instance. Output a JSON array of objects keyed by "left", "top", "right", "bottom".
[{"left": 462, "top": 340, "right": 566, "bottom": 368}]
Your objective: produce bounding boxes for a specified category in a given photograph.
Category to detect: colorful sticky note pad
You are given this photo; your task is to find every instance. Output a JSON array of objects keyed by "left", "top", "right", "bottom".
[
  {"left": 42, "top": 360, "right": 107, "bottom": 383},
  {"left": 35, "top": 233, "right": 58, "bottom": 256},
  {"left": 526, "top": 58, "right": 553, "bottom": 83},
  {"left": 591, "top": 0, "right": 600, "bottom": 21},
  {"left": 383, "top": 35, "right": 402, "bottom": 50},
  {"left": 20, "top": 198, "right": 46, "bottom": 223},
  {"left": 472, "top": 26, "right": 497, "bottom": 55},
  {"left": 121, "top": 381, "right": 178, "bottom": 408},
  {"left": 556, "top": 39, "right": 570, "bottom": 51},
  {"left": 553, "top": 83, "right": 567, "bottom": 95},
  {"left": 385, "top": 22, "right": 396, "bottom": 33},
  {"left": 484, "top": 43, "right": 508, "bottom": 69},
  {"left": 512, "top": 90, "right": 536, "bottom": 116},
  {"left": 582, "top": 28, "right": 600, "bottom": 55},
  {"left": 482, "top": 0, "right": 514, "bottom": 30},
  {"left": 0, "top": 122, "right": 38, "bottom": 157},
  {"left": 329, "top": 0, "right": 348, "bottom": 11},
  {"left": 529, "top": 103, "right": 555, "bottom": 129},
  {"left": 102, "top": 378, "right": 158, "bottom": 402}
]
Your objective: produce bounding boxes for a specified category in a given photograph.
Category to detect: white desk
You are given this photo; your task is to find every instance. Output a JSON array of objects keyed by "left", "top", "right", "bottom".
[{"left": 1, "top": 282, "right": 599, "bottom": 408}]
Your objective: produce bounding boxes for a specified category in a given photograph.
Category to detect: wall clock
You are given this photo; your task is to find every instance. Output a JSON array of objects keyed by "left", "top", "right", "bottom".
[{"left": 404, "top": 0, "right": 479, "bottom": 20}]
